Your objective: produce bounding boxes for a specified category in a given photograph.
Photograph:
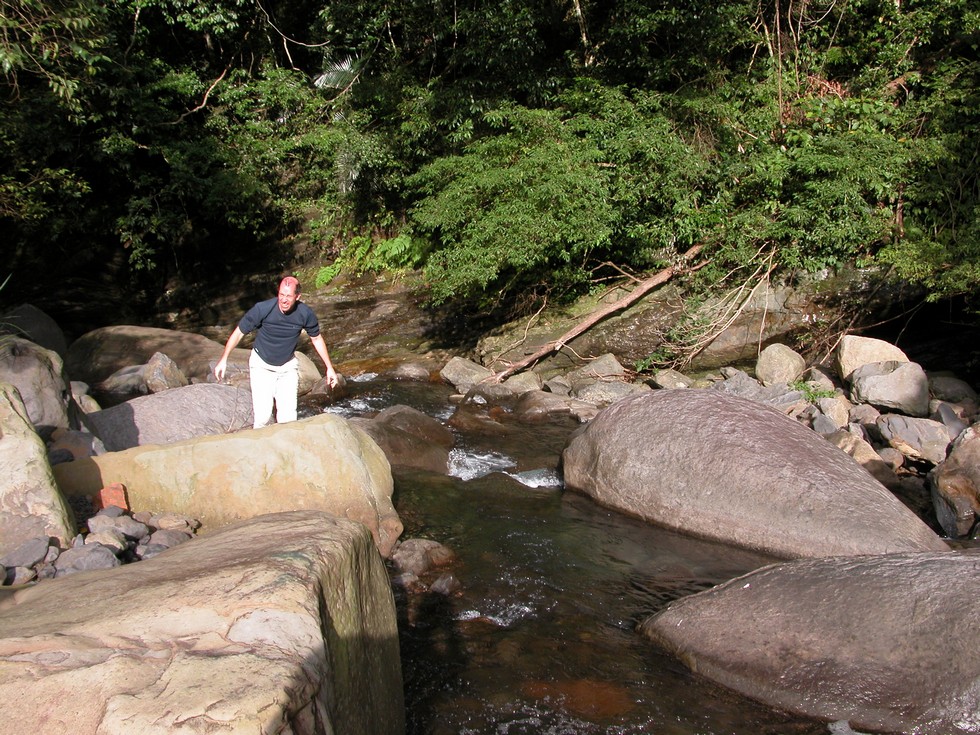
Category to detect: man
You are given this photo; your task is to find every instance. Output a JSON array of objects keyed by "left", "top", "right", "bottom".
[{"left": 213, "top": 276, "right": 339, "bottom": 429}]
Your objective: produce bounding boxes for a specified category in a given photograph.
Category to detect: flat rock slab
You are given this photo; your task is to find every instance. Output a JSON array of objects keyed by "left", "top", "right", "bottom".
[
  {"left": 562, "top": 390, "right": 947, "bottom": 558},
  {"left": 0, "top": 511, "right": 404, "bottom": 735},
  {"left": 639, "top": 549, "right": 980, "bottom": 734}
]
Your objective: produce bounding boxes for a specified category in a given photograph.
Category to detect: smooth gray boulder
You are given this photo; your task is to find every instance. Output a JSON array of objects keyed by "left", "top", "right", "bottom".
[
  {"left": 85, "top": 383, "right": 254, "bottom": 451},
  {"left": 639, "top": 549, "right": 980, "bottom": 735},
  {"left": 0, "top": 336, "right": 72, "bottom": 435},
  {"left": 561, "top": 390, "right": 948, "bottom": 559},
  {"left": 849, "top": 360, "right": 930, "bottom": 417},
  {"left": 0, "top": 511, "right": 404, "bottom": 735},
  {"left": 350, "top": 405, "right": 454, "bottom": 474}
]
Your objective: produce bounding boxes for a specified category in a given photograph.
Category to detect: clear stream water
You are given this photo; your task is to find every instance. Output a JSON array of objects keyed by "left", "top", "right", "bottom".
[{"left": 306, "top": 376, "right": 853, "bottom": 735}]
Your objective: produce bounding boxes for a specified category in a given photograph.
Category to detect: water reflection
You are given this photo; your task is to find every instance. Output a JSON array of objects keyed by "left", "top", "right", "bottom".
[{"left": 305, "top": 377, "right": 831, "bottom": 735}]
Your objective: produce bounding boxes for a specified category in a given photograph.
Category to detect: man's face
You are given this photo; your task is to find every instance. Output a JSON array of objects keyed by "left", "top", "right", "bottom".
[{"left": 278, "top": 283, "right": 299, "bottom": 313}]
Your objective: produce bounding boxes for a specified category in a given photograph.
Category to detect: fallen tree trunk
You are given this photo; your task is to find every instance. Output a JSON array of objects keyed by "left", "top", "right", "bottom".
[{"left": 492, "top": 244, "right": 707, "bottom": 382}]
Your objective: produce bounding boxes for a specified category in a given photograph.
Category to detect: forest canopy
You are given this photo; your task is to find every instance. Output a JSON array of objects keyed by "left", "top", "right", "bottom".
[{"left": 2, "top": 0, "right": 978, "bottom": 322}]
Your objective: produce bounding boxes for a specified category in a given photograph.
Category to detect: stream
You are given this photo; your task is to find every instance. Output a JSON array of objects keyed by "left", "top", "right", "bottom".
[{"left": 304, "top": 375, "right": 839, "bottom": 735}]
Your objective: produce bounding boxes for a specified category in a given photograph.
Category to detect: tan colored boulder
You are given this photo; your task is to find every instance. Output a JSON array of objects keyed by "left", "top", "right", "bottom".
[
  {"left": 835, "top": 334, "right": 909, "bottom": 382},
  {"left": 755, "top": 343, "right": 806, "bottom": 387},
  {"left": 0, "top": 383, "right": 75, "bottom": 558},
  {"left": 53, "top": 414, "right": 403, "bottom": 556},
  {"left": 65, "top": 325, "right": 322, "bottom": 394},
  {"left": 640, "top": 549, "right": 980, "bottom": 735},
  {"left": 562, "top": 390, "right": 948, "bottom": 559},
  {"left": 0, "top": 511, "right": 404, "bottom": 735}
]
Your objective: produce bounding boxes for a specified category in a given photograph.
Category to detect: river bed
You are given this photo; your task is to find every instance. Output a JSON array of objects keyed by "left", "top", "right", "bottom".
[{"left": 305, "top": 376, "right": 845, "bottom": 735}]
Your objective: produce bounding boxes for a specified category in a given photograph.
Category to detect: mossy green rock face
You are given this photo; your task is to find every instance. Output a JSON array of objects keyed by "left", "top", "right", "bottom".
[
  {"left": 561, "top": 389, "right": 948, "bottom": 559},
  {"left": 53, "top": 413, "right": 403, "bottom": 557},
  {"left": 640, "top": 550, "right": 980, "bottom": 735},
  {"left": 0, "top": 511, "right": 405, "bottom": 735}
]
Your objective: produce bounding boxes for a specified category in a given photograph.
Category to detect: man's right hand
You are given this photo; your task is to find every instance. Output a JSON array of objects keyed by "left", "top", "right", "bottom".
[{"left": 213, "top": 359, "right": 227, "bottom": 382}]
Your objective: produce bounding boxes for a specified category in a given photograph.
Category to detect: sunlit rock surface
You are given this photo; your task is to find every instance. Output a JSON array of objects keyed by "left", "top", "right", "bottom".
[
  {"left": 53, "top": 413, "right": 403, "bottom": 556},
  {"left": 640, "top": 549, "right": 980, "bottom": 735},
  {"left": 0, "top": 511, "right": 404, "bottom": 735},
  {"left": 562, "top": 390, "right": 948, "bottom": 558}
]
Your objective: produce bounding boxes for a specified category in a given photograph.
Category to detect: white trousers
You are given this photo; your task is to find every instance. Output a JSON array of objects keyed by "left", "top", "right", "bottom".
[{"left": 248, "top": 350, "right": 299, "bottom": 429}]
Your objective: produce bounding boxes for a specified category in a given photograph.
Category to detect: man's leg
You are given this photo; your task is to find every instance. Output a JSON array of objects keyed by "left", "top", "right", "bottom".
[
  {"left": 273, "top": 357, "right": 300, "bottom": 423},
  {"left": 248, "top": 351, "right": 276, "bottom": 429}
]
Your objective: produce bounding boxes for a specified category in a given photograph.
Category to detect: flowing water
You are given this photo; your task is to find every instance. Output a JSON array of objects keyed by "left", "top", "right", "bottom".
[{"left": 306, "top": 376, "right": 840, "bottom": 735}]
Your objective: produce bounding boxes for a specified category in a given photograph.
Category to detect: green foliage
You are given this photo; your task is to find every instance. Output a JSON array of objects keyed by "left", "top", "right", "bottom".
[
  {"left": 789, "top": 379, "right": 837, "bottom": 403},
  {"left": 409, "top": 103, "right": 614, "bottom": 304},
  {"left": 1, "top": 0, "right": 978, "bottom": 323}
]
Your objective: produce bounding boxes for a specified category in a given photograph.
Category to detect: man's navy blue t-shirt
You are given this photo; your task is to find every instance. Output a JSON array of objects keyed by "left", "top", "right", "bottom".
[{"left": 239, "top": 298, "right": 321, "bottom": 366}]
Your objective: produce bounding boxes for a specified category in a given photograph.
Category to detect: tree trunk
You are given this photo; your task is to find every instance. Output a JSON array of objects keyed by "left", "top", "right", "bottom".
[{"left": 493, "top": 244, "right": 706, "bottom": 381}]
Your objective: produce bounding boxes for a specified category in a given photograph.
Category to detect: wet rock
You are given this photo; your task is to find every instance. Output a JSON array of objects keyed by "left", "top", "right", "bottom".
[
  {"left": 755, "top": 343, "right": 805, "bottom": 387},
  {"left": 391, "top": 538, "right": 456, "bottom": 576},
  {"left": 429, "top": 573, "right": 461, "bottom": 595},
  {"left": 849, "top": 360, "right": 930, "bottom": 417},
  {"left": 350, "top": 408, "right": 452, "bottom": 475},
  {"left": 502, "top": 371, "right": 544, "bottom": 395},
  {"left": 639, "top": 549, "right": 980, "bottom": 735},
  {"left": 562, "top": 390, "right": 948, "bottom": 559}
]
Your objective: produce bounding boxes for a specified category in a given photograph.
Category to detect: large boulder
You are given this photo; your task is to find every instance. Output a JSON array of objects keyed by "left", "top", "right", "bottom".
[
  {"left": 835, "top": 334, "right": 910, "bottom": 382},
  {"left": 849, "top": 360, "right": 931, "bottom": 417},
  {"left": 561, "top": 390, "right": 948, "bottom": 559},
  {"left": 0, "top": 511, "right": 404, "bottom": 735},
  {"left": 85, "top": 383, "right": 254, "bottom": 451},
  {"left": 639, "top": 549, "right": 980, "bottom": 735},
  {"left": 350, "top": 405, "right": 454, "bottom": 474},
  {"left": 930, "top": 423, "right": 980, "bottom": 538},
  {"left": 0, "top": 383, "right": 75, "bottom": 558},
  {"left": 0, "top": 304, "right": 69, "bottom": 358},
  {"left": 65, "top": 325, "right": 322, "bottom": 395},
  {"left": 53, "top": 413, "right": 403, "bottom": 556},
  {"left": 0, "top": 336, "right": 72, "bottom": 436}
]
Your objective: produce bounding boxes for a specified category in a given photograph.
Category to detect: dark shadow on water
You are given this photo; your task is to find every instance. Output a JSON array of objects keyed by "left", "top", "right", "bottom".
[{"left": 393, "top": 581, "right": 468, "bottom": 735}]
